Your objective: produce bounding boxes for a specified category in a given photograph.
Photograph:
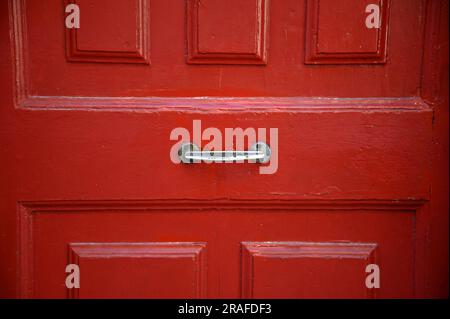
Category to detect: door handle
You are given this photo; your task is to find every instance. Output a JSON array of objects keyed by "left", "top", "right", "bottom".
[{"left": 178, "top": 142, "right": 271, "bottom": 164}]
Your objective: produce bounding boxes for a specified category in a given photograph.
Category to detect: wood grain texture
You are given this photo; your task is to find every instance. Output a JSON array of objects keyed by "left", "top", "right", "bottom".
[{"left": 415, "top": 0, "right": 449, "bottom": 298}]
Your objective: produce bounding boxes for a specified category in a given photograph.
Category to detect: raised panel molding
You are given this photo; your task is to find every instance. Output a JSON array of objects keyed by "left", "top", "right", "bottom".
[
  {"left": 67, "top": 242, "right": 206, "bottom": 298},
  {"left": 17, "top": 199, "right": 423, "bottom": 297},
  {"left": 241, "top": 241, "right": 378, "bottom": 298},
  {"left": 10, "top": 0, "right": 425, "bottom": 111},
  {"left": 64, "top": 0, "right": 150, "bottom": 64},
  {"left": 187, "top": 0, "right": 269, "bottom": 65},
  {"left": 305, "top": 0, "right": 390, "bottom": 64}
]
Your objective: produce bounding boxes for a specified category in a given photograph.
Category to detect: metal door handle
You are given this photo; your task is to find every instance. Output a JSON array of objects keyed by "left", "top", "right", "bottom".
[{"left": 178, "top": 142, "right": 271, "bottom": 164}]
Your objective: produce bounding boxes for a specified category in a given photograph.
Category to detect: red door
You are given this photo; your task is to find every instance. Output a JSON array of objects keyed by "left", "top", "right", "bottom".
[{"left": 0, "top": 0, "right": 448, "bottom": 298}]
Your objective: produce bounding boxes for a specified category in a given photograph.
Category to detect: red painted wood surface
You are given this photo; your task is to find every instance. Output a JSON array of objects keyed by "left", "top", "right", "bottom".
[
  {"left": 0, "top": 0, "right": 448, "bottom": 298},
  {"left": 305, "top": 0, "right": 390, "bottom": 64}
]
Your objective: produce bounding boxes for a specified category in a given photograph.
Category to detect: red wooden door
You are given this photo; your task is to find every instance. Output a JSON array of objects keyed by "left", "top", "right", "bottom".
[{"left": 0, "top": 0, "right": 448, "bottom": 298}]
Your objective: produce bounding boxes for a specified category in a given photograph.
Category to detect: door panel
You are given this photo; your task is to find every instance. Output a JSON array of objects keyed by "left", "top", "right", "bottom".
[
  {"left": 21, "top": 202, "right": 416, "bottom": 298},
  {"left": 305, "top": 0, "right": 390, "bottom": 64},
  {"left": 1, "top": 0, "right": 447, "bottom": 299},
  {"left": 67, "top": 243, "right": 206, "bottom": 299},
  {"left": 65, "top": 0, "right": 151, "bottom": 64},
  {"left": 20, "top": 0, "right": 424, "bottom": 98},
  {"left": 8, "top": 110, "right": 431, "bottom": 200},
  {"left": 241, "top": 242, "right": 378, "bottom": 299}
]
